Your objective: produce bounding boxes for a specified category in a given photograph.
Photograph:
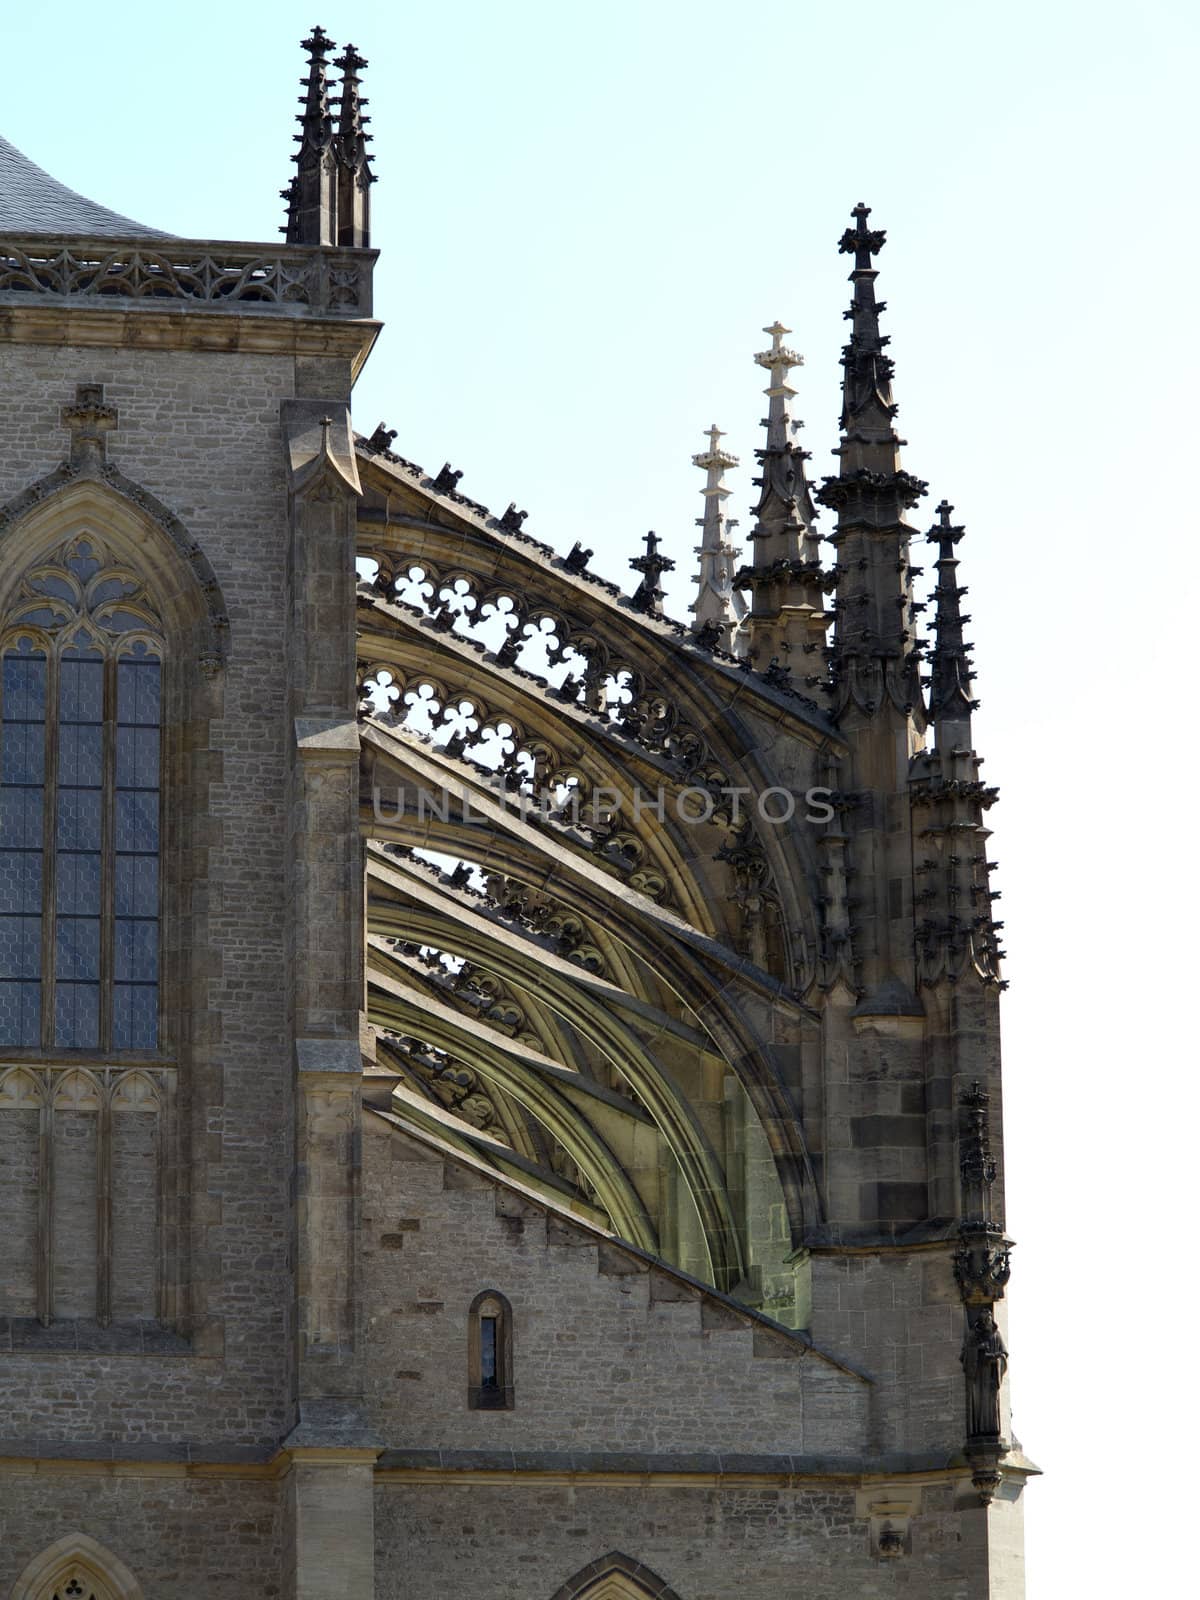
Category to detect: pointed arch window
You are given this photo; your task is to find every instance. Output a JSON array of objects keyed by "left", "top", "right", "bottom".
[
  {"left": 8, "top": 1530, "right": 145, "bottom": 1600},
  {"left": 0, "top": 533, "right": 162, "bottom": 1052}
]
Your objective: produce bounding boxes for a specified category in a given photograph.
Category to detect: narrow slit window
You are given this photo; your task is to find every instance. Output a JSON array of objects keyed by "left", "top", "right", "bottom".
[
  {"left": 480, "top": 1314, "right": 498, "bottom": 1390},
  {"left": 468, "top": 1290, "right": 513, "bottom": 1410}
]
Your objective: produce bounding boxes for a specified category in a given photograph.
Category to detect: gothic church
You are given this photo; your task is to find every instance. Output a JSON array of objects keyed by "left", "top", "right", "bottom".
[{"left": 0, "top": 27, "right": 1032, "bottom": 1600}]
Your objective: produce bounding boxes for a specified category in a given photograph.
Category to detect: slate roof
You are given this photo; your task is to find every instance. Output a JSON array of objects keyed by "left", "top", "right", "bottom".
[{"left": 0, "top": 133, "right": 169, "bottom": 238}]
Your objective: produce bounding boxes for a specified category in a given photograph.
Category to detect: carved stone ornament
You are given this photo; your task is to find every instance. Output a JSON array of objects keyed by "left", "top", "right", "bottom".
[
  {"left": 961, "top": 1307, "right": 1007, "bottom": 1442},
  {"left": 0, "top": 236, "right": 370, "bottom": 314},
  {"left": 0, "top": 386, "right": 231, "bottom": 673},
  {"left": 953, "top": 1231, "right": 1012, "bottom": 1305}
]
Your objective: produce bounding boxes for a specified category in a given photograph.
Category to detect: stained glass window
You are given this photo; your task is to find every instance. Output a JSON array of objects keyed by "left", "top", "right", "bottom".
[{"left": 0, "top": 534, "right": 162, "bottom": 1051}]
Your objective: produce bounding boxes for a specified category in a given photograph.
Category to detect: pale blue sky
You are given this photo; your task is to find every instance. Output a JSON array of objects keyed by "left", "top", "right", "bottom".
[{"left": 6, "top": 2, "right": 1197, "bottom": 1591}]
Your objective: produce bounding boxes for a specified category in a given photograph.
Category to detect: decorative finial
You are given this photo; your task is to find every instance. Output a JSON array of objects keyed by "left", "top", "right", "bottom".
[
  {"left": 745, "top": 322, "right": 819, "bottom": 558},
  {"left": 838, "top": 201, "right": 887, "bottom": 270},
  {"left": 629, "top": 531, "right": 676, "bottom": 617},
  {"left": 286, "top": 25, "right": 338, "bottom": 245},
  {"left": 816, "top": 206, "right": 929, "bottom": 725},
  {"left": 731, "top": 315, "right": 827, "bottom": 669},
  {"left": 690, "top": 423, "right": 745, "bottom": 652},
  {"left": 61, "top": 383, "right": 118, "bottom": 468},
  {"left": 302, "top": 23, "right": 334, "bottom": 56},
  {"left": 333, "top": 42, "right": 373, "bottom": 246},
  {"left": 925, "top": 498, "right": 977, "bottom": 730},
  {"left": 754, "top": 320, "right": 803, "bottom": 391}
]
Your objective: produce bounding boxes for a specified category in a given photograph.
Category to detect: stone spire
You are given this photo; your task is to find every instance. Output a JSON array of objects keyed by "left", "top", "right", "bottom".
[
  {"left": 735, "top": 323, "right": 829, "bottom": 672},
  {"left": 909, "top": 496, "right": 1002, "bottom": 990},
  {"left": 333, "top": 43, "right": 373, "bottom": 247},
  {"left": 812, "top": 205, "right": 931, "bottom": 1014},
  {"left": 628, "top": 531, "right": 675, "bottom": 618},
  {"left": 926, "top": 499, "right": 976, "bottom": 748},
  {"left": 690, "top": 425, "right": 747, "bottom": 653},
  {"left": 286, "top": 25, "right": 337, "bottom": 246},
  {"left": 818, "top": 203, "right": 928, "bottom": 723}
]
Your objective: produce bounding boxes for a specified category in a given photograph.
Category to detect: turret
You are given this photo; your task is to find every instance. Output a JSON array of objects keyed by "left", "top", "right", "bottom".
[
  {"left": 815, "top": 204, "right": 929, "bottom": 1007},
  {"left": 333, "top": 43, "right": 373, "bottom": 247},
  {"left": 925, "top": 499, "right": 976, "bottom": 750},
  {"left": 909, "top": 500, "right": 1003, "bottom": 989},
  {"left": 818, "top": 204, "right": 927, "bottom": 726},
  {"left": 734, "top": 323, "right": 828, "bottom": 672},
  {"left": 286, "top": 25, "right": 337, "bottom": 246},
  {"left": 690, "top": 424, "right": 747, "bottom": 654}
]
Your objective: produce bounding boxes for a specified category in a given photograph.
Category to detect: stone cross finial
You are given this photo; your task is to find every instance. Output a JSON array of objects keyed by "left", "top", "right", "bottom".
[
  {"left": 629, "top": 529, "right": 676, "bottom": 617},
  {"left": 61, "top": 383, "right": 118, "bottom": 468},
  {"left": 839, "top": 201, "right": 887, "bottom": 269},
  {"left": 929, "top": 499, "right": 964, "bottom": 556},
  {"left": 301, "top": 24, "right": 334, "bottom": 62},
  {"left": 754, "top": 321, "right": 802, "bottom": 377},
  {"left": 692, "top": 422, "right": 739, "bottom": 476},
  {"left": 691, "top": 423, "right": 744, "bottom": 642}
]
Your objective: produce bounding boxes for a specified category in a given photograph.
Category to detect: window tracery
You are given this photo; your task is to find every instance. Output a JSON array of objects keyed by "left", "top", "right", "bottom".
[
  {"left": 0, "top": 530, "right": 170, "bottom": 1331},
  {"left": 8, "top": 1531, "right": 143, "bottom": 1600},
  {"left": 0, "top": 531, "right": 162, "bottom": 1051}
]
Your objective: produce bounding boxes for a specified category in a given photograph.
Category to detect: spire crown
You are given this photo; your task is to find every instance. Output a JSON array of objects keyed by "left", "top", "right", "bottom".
[
  {"left": 692, "top": 422, "right": 739, "bottom": 475},
  {"left": 931, "top": 497, "right": 964, "bottom": 555},
  {"left": 838, "top": 202, "right": 887, "bottom": 271},
  {"left": 334, "top": 41, "right": 367, "bottom": 76},
  {"left": 754, "top": 321, "right": 803, "bottom": 377},
  {"left": 925, "top": 499, "right": 976, "bottom": 730},
  {"left": 297, "top": 25, "right": 334, "bottom": 151},
  {"left": 691, "top": 425, "right": 746, "bottom": 652},
  {"left": 286, "top": 25, "right": 374, "bottom": 247}
]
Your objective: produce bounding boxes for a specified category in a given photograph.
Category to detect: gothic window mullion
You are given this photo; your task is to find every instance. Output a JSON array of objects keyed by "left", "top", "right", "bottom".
[
  {"left": 39, "top": 651, "right": 57, "bottom": 1051},
  {"left": 53, "top": 641, "right": 104, "bottom": 1050},
  {"left": 0, "top": 638, "right": 49, "bottom": 1048},
  {"left": 96, "top": 1068, "right": 113, "bottom": 1327},
  {"left": 36, "top": 1066, "right": 53, "bottom": 1326},
  {"left": 99, "top": 659, "right": 117, "bottom": 1053},
  {"left": 113, "top": 643, "right": 161, "bottom": 1051}
]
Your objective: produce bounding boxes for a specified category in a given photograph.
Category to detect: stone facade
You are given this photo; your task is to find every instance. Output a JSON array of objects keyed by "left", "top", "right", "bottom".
[{"left": 0, "top": 34, "right": 1031, "bottom": 1600}]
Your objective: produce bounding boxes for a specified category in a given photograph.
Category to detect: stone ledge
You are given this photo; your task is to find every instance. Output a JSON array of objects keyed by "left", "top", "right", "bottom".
[
  {"left": 372, "top": 1447, "right": 994, "bottom": 1479},
  {"left": 0, "top": 1440, "right": 275, "bottom": 1465},
  {"left": 0, "top": 1318, "right": 191, "bottom": 1356}
]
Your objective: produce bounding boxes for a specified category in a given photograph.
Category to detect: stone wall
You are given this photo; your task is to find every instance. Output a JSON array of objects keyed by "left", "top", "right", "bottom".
[
  {"left": 374, "top": 1479, "right": 1018, "bottom": 1600},
  {"left": 0, "top": 342, "right": 298, "bottom": 1446},
  {"left": 0, "top": 1469, "right": 282, "bottom": 1599},
  {"left": 362, "top": 1116, "right": 871, "bottom": 1458}
]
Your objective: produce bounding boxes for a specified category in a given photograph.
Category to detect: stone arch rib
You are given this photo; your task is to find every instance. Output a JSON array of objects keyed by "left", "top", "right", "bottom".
[
  {"left": 8, "top": 1531, "right": 145, "bottom": 1600},
  {"left": 548, "top": 1550, "right": 683, "bottom": 1600}
]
